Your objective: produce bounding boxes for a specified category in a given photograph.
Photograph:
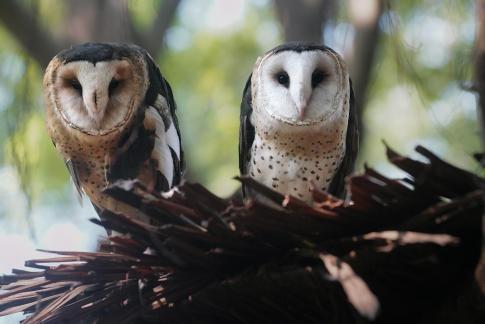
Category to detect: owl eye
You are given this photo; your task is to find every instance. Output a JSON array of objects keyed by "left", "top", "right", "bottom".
[
  {"left": 70, "top": 79, "right": 82, "bottom": 95},
  {"left": 108, "top": 79, "right": 121, "bottom": 96},
  {"left": 276, "top": 72, "right": 290, "bottom": 87},
  {"left": 312, "top": 70, "right": 327, "bottom": 88}
]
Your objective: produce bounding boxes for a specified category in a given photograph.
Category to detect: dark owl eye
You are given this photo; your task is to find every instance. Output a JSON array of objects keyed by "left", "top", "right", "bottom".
[
  {"left": 312, "top": 70, "right": 327, "bottom": 88},
  {"left": 70, "top": 79, "right": 82, "bottom": 95},
  {"left": 276, "top": 72, "right": 290, "bottom": 87},
  {"left": 108, "top": 79, "right": 121, "bottom": 96}
]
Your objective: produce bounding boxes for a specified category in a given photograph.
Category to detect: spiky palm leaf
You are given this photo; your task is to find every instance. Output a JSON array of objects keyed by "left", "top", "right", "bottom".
[{"left": 0, "top": 145, "right": 484, "bottom": 323}]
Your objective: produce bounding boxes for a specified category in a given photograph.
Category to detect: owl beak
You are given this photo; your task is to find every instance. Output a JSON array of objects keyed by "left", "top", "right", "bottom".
[
  {"left": 84, "top": 90, "right": 105, "bottom": 124},
  {"left": 297, "top": 101, "right": 308, "bottom": 120},
  {"left": 84, "top": 92, "right": 98, "bottom": 112},
  {"left": 292, "top": 81, "right": 312, "bottom": 121}
]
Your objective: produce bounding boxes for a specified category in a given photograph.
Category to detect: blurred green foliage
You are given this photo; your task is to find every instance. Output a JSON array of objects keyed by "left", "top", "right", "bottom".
[
  {"left": 0, "top": 0, "right": 481, "bottom": 225},
  {"left": 360, "top": 0, "right": 480, "bottom": 173},
  {"left": 161, "top": 33, "right": 271, "bottom": 193}
]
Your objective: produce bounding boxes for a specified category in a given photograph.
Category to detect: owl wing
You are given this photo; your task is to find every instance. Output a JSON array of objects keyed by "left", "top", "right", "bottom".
[
  {"left": 239, "top": 75, "right": 255, "bottom": 178},
  {"left": 65, "top": 158, "right": 84, "bottom": 202},
  {"left": 145, "top": 55, "right": 184, "bottom": 189},
  {"left": 108, "top": 54, "right": 184, "bottom": 192},
  {"left": 328, "top": 78, "right": 359, "bottom": 198}
]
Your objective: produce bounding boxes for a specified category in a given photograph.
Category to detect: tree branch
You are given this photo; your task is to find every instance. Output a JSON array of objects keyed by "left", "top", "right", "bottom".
[
  {"left": 0, "top": 0, "right": 64, "bottom": 68},
  {"left": 273, "top": 0, "right": 332, "bottom": 43},
  {"left": 348, "top": 0, "right": 385, "bottom": 146},
  {"left": 139, "top": 0, "right": 181, "bottom": 57}
]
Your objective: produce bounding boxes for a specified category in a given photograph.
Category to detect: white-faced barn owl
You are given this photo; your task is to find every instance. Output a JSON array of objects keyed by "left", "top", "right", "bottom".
[
  {"left": 44, "top": 43, "right": 184, "bottom": 219},
  {"left": 239, "top": 43, "right": 358, "bottom": 203}
]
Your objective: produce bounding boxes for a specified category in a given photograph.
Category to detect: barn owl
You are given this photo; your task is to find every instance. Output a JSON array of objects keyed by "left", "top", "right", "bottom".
[
  {"left": 239, "top": 43, "right": 358, "bottom": 203},
  {"left": 44, "top": 42, "right": 184, "bottom": 219}
]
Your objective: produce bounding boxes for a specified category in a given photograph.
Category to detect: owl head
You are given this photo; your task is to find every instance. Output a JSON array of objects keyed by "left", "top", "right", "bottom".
[
  {"left": 251, "top": 43, "right": 352, "bottom": 127},
  {"left": 44, "top": 43, "right": 152, "bottom": 135}
]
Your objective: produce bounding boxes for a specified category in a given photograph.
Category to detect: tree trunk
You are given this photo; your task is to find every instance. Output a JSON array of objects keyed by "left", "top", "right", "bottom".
[
  {"left": 348, "top": 0, "right": 385, "bottom": 147},
  {"left": 273, "top": 0, "right": 334, "bottom": 43},
  {"left": 66, "top": 0, "right": 132, "bottom": 43}
]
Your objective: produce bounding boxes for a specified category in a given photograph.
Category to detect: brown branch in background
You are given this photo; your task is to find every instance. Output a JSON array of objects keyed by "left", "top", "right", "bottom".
[
  {"left": 0, "top": 0, "right": 64, "bottom": 68},
  {"left": 66, "top": 0, "right": 136, "bottom": 44},
  {"left": 65, "top": 0, "right": 181, "bottom": 58},
  {"left": 0, "top": 0, "right": 181, "bottom": 68},
  {"left": 273, "top": 0, "right": 334, "bottom": 43},
  {"left": 348, "top": 0, "right": 385, "bottom": 146},
  {"left": 142, "top": 0, "right": 181, "bottom": 57}
]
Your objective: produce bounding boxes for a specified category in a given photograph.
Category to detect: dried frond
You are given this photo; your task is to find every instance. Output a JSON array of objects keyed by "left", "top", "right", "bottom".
[{"left": 1, "top": 146, "right": 483, "bottom": 323}]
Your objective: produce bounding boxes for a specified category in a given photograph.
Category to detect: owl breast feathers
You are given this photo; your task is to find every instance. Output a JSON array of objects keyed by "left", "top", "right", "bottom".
[{"left": 44, "top": 43, "right": 184, "bottom": 218}]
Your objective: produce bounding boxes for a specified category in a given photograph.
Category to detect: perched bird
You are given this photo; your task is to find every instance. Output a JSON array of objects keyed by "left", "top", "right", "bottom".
[
  {"left": 239, "top": 43, "right": 358, "bottom": 202},
  {"left": 44, "top": 42, "right": 184, "bottom": 218}
]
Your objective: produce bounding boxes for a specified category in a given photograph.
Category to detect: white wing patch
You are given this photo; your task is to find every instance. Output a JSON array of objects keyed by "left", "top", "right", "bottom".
[
  {"left": 154, "top": 94, "right": 180, "bottom": 159},
  {"left": 165, "top": 123, "right": 180, "bottom": 160},
  {"left": 144, "top": 107, "right": 174, "bottom": 188}
]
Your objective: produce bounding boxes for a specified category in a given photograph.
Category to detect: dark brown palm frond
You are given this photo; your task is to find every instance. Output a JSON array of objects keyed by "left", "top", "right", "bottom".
[{"left": 1, "top": 145, "right": 484, "bottom": 324}]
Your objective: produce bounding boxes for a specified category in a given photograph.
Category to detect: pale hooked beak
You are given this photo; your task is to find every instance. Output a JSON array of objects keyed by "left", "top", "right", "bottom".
[
  {"left": 83, "top": 89, "right": 106, "bottom": 126},
  {"left": 84, "top": 90, "right": 98, "bottom": 114},
  {"left": 291, "top": 80, "right": 312, "bottom": 121},
  {"left": 296, "top": 100, "right": 308, "bottom": 120}
]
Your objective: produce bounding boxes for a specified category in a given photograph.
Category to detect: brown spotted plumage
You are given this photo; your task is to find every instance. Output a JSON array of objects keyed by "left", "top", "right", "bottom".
[{"left": 44, "top": 43, "right": 184, "bottom": 220}]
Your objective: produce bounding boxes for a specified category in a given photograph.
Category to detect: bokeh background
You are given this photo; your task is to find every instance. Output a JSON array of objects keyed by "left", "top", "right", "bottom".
[{"left": 0, "top": 0, "right": 481, "bottom": 320}]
